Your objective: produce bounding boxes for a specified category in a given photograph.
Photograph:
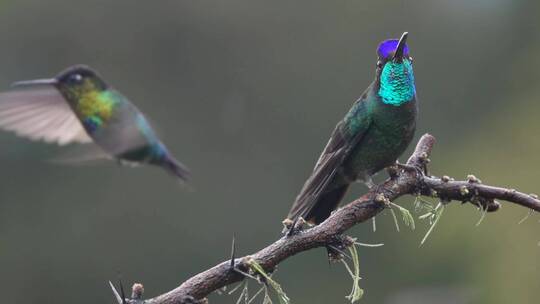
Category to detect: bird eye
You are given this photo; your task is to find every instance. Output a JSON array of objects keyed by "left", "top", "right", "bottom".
[{"left": 69, "top": 73, "right": 83, "bottom": 83}]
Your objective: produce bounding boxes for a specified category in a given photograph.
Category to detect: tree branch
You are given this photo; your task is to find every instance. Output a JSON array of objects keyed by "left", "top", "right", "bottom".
[{"left": 111, "top": 133, "right": 540, "bottom": 304}]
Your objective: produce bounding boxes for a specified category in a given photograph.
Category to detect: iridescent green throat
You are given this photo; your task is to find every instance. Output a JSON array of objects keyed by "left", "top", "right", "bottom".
[
  {"left": 378, "top": 60, "right": 415, "bottom": 106},
  {"left": 77, "top": 90, "right": 119, "bottom": 133},
  {"left": 59, "top": 79, "right": 119, "bottom": 133}
]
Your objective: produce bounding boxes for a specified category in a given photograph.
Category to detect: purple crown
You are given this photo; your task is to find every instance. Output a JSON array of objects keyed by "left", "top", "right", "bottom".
[{"left": 377, "top": 39, "right": 409, "bottom": 58}]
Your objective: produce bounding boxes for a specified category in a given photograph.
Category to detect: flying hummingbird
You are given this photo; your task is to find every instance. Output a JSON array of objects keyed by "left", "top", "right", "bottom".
[
  {"left": 0, "top": 65, "right": 190, "bottom": 181},
  {"left": 286, "top": 32, "right": 417, "bottom": 225}
]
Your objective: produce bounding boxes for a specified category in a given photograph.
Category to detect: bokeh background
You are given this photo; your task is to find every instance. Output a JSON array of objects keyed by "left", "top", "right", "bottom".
[{"left": 0, "top": 0, "right": 539, "bottom": 303}]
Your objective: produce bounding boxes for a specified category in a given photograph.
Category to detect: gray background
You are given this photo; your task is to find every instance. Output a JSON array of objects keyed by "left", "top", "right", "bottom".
[{"left": 0, "top": 0, "right": 539, "bottom": 303}]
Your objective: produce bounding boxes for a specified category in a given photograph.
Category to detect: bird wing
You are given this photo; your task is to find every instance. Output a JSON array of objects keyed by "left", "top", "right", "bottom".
[
  {"left": 0, "top": 86, "right": 92, "bottom": 145},
  {"left": 287, "top": 95, "right": 371, "bottom": 222}
]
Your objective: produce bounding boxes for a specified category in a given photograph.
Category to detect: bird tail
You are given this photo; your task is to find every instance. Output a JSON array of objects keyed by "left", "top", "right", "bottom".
[
  {"left": 284, "top": 183, "right": 350, "bottom": 233},
  {"left": 162, "top": 155, "right": 191, "bottom": 182},
  {"left": 306, "top": 184, "right": 350, "bottom": 224}
]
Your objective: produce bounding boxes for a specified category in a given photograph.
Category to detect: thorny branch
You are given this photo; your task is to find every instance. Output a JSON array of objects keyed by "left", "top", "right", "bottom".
[{"left": 110, "top": 133, "right": 540, "bottom": 304}]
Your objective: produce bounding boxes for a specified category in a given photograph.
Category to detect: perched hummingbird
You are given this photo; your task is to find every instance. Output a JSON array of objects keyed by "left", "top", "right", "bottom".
[
  {"left": 0, "top": 65, "right": 190, "bottom": 181},
  {"left": 286, "top": 32, "right": 417, "bottom": 225}
]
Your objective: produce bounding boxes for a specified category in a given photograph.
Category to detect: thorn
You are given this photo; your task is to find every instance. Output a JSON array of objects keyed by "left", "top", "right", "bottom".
[
  {"left": 230, "top": 235, "right": 236, "bottom": 268},
  {"left": 109, "top": 281, "right": 123, "bottom": 304},
  {"left": 119, "top": 278, "right": 127, "bottom": 304},
  {"left": 327, "top": 253, "right": 332, "bottom": 267},
  {"left": 228, "top": 239, "right": 261, "bottom": 282},
  {"left": 327, "top": 244, "right": 352, "bottom": 260}
]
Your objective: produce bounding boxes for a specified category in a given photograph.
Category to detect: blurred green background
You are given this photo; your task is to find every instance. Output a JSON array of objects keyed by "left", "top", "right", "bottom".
[{"left": 0, "top": 0, "right": 539, "bottom": 303}]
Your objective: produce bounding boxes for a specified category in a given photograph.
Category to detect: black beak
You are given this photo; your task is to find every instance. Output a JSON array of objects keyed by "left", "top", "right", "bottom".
[
  {"left": 10, "top": 78, "right": 58, "bottom": 88},
  {"left": 392, "top": 32, "right": 409, "bottom": 62}
]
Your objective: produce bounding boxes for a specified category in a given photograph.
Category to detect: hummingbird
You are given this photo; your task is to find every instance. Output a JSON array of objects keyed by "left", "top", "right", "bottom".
[
  {"left": 286, "top": 32, "right": 417, "bottom": 225},
  {"left": 0, "top": 65, "right": 190, "bottom": 181}
]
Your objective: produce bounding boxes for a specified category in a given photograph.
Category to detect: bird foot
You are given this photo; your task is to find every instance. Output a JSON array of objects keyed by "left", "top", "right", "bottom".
[
  {"left": 395, "top": 162, "right": 425, "bottom": 177},
  {"left": 282, "top": 217, "right": 309, "bottom": 237},
  {"left": 386, "top": 164, "right": 400, "bottom": 179},
  {"left": 117, "top": 159, "right": 140, "bottom": 168},
  {"left": 356, "top": 174, "right": 376, "bottom": 189},
  {"left": 364, "top": 178, "right": 376, "bottom": 189}
]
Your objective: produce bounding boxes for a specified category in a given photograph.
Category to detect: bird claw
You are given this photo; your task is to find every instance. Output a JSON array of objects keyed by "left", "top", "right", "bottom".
[
  {"left": 282, "top": 217, "right": 308, "bottom": 237},
  {"left": 395, "top": 162, "right": 425, "bottom": 177},
  {"left": 364, "top": 178, "right": 376, "bottom": 189},
  {"left": 356, "top": 174, "right": 376, "bottom": 189},
  {"left": 386, "top": 164, "right": 399, "bottom": 179}
]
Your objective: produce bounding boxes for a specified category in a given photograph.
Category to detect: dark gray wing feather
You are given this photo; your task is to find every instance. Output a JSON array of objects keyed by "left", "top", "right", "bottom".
[{"left": 287, "top": 97, "right": 371, "bottom": 221}]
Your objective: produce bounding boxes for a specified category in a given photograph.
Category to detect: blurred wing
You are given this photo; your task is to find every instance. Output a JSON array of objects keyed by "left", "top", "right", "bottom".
[
  {"left": 49, "top": 143, "right": 112, "bottom": 165},
  {"left": 0, "top": 86, "right": 92, "bottom": 145},
  {"left": 287, "top": 98, "right": 371, "bottom": 221}
]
